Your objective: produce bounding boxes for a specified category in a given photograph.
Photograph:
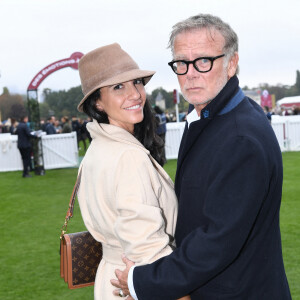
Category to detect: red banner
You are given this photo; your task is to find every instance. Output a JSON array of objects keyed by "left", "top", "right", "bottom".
[
  {"left": 261, "top": 89, "right": 272, "bottom": 108},
  {"left": 173, "top": 89, "right": 180, "bottom": 104},
  {"left": 27, "top": 52, "right": 83, "bottom": 91}
]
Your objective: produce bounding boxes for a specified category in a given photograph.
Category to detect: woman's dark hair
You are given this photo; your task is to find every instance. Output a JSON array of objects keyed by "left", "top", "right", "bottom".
[{"left": 82, "top": 88, "right": 166, "bottom": 166}]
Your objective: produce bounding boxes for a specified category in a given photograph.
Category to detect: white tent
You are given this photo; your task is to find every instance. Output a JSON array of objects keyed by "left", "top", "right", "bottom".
[{"left": 277, "top": 96, "right": 300, "bottom": 108}]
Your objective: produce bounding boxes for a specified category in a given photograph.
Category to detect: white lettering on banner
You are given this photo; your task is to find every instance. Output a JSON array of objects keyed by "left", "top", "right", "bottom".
[
  {"left": 41, "top": 59, "right": 76, "bottom": 76},
  {"left": 32, "top": 74, "right": 43, "bottom": 87}
]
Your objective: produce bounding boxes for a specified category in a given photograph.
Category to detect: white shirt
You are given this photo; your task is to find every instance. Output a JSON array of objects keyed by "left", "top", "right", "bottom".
[{"left": 186, "top": 108, "right": 201, "bottom": 127}]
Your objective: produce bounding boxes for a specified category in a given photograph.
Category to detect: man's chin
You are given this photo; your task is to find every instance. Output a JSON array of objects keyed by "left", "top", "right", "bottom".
[{"left": 183, "top": 95, "right": 210, "bottom": 106}]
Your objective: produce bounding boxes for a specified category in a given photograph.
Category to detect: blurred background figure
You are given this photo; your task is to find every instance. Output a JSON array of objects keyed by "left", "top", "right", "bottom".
[
  {"left": 16, "top": 116, "right": 34, "bottom": 178},
  {"left": 45, "top": 116, "right": 56, "bottom": 134},
  {"left": 61, "top": 116, "right": 72, "bottom": 133},
  {"left": 78, "top": 118, "right": 89, "bottom": 151},
  {"left": 54, "top": 120, "right": 62, "bottom": 133},
  {"left": 71, "top": 116, "right": 81, "bottom": 148},
  {"left": 154, "top": 105, "right": 167, "bottom": 164},
  {"left": 264, "top": 106, "right": 273, "bottom": 123}
]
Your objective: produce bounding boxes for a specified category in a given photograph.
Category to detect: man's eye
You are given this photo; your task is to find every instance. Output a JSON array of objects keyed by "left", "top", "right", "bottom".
[{"left": 198, "top": 58, "right": 209, "bottom": 64}]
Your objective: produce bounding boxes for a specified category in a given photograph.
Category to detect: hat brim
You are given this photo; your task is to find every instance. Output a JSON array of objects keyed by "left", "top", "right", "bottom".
[{"left": 77, "top": 69, "right": 155, "bottom": 112}]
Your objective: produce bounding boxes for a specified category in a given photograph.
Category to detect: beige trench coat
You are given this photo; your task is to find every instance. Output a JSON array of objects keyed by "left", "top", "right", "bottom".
[{"left": 77, "top": 120, "right": 178, "bottom": 299}]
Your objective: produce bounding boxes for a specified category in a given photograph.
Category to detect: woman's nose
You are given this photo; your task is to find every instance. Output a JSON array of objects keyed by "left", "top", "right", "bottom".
[{"left": 127, "top": 83, "right": 141, "bottom": 100}]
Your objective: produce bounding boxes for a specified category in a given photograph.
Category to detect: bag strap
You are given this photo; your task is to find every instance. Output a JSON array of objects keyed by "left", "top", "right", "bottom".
[{"left": 60, "top": 168, "right": 82, "bottom": 240}]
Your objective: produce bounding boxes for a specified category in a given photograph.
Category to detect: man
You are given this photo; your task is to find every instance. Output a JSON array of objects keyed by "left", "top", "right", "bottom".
[
  {"left": 16, "top": 116, "right": 34, "bottom": 178},
  {"left": 112, "top": 14, "right": 291, "bottom": 299},
  {"left": 45, "top": 116, "right": 56, "bottom": 134}
]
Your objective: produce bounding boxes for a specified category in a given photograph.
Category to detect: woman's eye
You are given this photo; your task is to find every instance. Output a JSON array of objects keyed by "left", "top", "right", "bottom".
[
  {"left": 113, "top": 84, "right": 123, "bottom": 90},
  {"left": 134, "top": 78, "right": 143, "bottom": 85}
]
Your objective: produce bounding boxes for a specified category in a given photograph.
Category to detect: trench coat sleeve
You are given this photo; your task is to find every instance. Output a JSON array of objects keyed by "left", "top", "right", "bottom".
[
  {"left": 113, "top": 149, "right": 173, "bottom": 264},
  {"left": 133, "top": 136, "right": 271, "bottom": 299}
]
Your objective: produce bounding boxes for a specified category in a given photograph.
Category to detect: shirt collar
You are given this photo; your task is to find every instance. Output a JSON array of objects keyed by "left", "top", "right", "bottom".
[{"left": 186, "top": 108, "right": 200, "bottom": 128}]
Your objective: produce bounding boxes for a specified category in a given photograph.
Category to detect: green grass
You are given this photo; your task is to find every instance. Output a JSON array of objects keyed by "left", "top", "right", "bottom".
[
  {"left": 281, "top": 152, "right": 300, "bottom": 299},
  {"left": 0, "top": 154, "right": 299, "bottom": 299}
]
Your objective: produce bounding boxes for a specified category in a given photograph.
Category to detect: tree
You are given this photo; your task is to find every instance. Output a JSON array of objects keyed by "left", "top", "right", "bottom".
[
  {"left": 42, "top": 86, "right": 84, "bottom": 119},
  {"left": 0, "top": 87, "right": 26, "bottom": 121}
]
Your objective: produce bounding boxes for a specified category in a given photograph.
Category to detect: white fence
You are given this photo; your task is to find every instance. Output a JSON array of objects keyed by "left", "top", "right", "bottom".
[
  {"left": 0, "top": 116, "right": 299, "bottom": 172},
  {"left": 0, "top": 132, "right": 78, "bottom": 172},
  {"left": 164, "top": 116, "right": 300, "bottom": 159},
  {"left": 271, "top": 115, "right": 300, "bottom": 151},
  {"left": 165, "top": 122, "right": 186, "bottom": 159}
]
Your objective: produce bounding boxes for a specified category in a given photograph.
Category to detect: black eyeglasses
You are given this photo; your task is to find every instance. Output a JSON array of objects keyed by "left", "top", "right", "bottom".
[{"left": 168, "top": 54, "right": 225, "bottom": 75}]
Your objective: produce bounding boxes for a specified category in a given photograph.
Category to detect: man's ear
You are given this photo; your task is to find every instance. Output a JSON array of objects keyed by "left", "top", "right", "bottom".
[{"left": 227, "top": 52, "right": 239, "bottom": 78}]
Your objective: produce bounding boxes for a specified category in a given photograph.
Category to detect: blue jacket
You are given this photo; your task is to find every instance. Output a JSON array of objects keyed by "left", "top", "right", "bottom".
[
  {"left": 16, "top": 122, "right": 33, "bottom": 149},
  {"left": 155, "top": 113, "right": 167, "bottom": 135},
  {"left": 133, "top": 76, "right": 291, "bottom": 299},
  {"left": 45, "top": 123, "right": 56, "bottom": 135}
]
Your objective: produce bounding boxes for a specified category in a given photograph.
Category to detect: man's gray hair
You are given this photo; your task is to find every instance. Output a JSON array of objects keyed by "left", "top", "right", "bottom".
[{"left": 168, "top": 14, "right": 239, "bottom": 59}]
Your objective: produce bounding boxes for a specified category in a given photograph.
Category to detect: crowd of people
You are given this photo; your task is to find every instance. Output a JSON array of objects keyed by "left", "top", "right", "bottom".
[
  {"left": 0, "top": 115, "right": 92, "bottom": 150},
  {"left": 39, "top": 115, "right": 92, "bottom": 150}
]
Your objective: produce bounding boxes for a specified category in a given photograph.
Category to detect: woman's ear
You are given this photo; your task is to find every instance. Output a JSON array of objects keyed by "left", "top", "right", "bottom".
[{"left": 95, "top": 100, "right": 104, "bottom": 111}]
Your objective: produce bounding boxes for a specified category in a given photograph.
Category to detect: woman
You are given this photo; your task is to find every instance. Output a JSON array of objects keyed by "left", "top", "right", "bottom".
[{"left": 77, "top": 43, "right": 189, "bottom": 300}]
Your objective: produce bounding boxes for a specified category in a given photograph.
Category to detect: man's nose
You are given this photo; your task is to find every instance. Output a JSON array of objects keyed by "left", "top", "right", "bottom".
[{"left": 186, "top": 63, "right": 199, "bottom": 79}]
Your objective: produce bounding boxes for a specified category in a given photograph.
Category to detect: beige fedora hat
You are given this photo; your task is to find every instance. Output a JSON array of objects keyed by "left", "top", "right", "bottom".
[{"left": 77, "top": 43, "right": 155, "bottom": 112}]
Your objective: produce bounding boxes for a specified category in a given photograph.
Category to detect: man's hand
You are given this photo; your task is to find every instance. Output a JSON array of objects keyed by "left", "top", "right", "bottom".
[{"left": 111, "top": 254, "right": 135, "bottom": 298}]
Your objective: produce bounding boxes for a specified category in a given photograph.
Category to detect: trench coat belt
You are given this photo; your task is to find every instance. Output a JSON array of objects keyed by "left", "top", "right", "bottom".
[{"left": 102, "top": 245, "right": 124, "bottom": 265}]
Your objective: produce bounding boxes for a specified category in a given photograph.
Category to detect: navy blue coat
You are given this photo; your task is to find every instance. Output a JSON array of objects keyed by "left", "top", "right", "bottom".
[
  {"left": 16, "top": 122, "right": 33, "bottom": 149},
  {"left": 133, "top": 77, "right": 291, "bottom": 299}
]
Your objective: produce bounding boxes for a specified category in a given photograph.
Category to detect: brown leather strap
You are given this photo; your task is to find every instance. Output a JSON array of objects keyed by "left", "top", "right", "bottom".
[
  {"left": 60, "top": 168, "right": 82, "bottom": 239},
  {"left": 66, "top": 169, "right": 82, "bottom": 220}
]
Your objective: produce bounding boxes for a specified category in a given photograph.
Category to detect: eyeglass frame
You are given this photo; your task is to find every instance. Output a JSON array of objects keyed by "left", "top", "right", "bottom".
[{"left": 168, "top": 54, "right": 225, "bottom": 75}]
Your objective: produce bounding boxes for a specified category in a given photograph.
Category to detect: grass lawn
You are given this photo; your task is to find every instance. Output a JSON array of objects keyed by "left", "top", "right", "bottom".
[{"left": 0, "top": 152, "right": 299, "bottom": 299}]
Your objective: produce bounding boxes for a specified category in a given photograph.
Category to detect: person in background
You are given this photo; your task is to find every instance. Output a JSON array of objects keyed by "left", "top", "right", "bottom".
[
  {"left": 40, "top": 119, "right": 46, "bottom": 131},
  {"left": 112, "top": 13, "right": 291, "bottom": 300},
  {"left": 71, "top": 116, "right": 81, "bottom": 148},
  {"left": 16, "top": 116, "right": 35, "bottom": 178},
  {"left": 76, "top": 43, "right": 189, "bottom": 300},
  {"left": 264, "top": 106, "right": 272, "bottom": 123},
  {"left": 78, "top": 118, "right": 88, "bottom": 151},
  {"left": 45, "top": 116, "right": 56, "bottom": 134},
  {"left": 54, "top": 119, "right": 62, "bottom": 133},
  {"left": 1, "top": 119, "right": 10, "bottom": 133},
  {"left": 61, "top": 116, "right": 72, "bottom": 133},
  {"left": 154, "top": 105, "right": 167, "bottom": 164},
  {"left": 9, "top": 118, "right": 18, "bottom": 134}
]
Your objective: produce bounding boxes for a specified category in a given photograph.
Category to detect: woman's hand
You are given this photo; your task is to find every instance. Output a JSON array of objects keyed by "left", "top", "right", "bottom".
[{"left": 177, "top": 296, "right": 191, "bottom": 300}]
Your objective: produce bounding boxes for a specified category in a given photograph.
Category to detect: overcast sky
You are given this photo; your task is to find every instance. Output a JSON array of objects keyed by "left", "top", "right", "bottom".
[{"left": 0, "top": 0, "right": 299, "bottom": 100}]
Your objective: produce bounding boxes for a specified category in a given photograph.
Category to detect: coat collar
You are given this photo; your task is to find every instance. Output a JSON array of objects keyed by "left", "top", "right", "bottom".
[
  {"left": 175, "top": 76, "right": 241, "bottom": 191},
  {"left": 87, "top": 119, "right": 174, "bottom": 188},
  {"left": 87, "top": 119, "right": 148, "bottom": 151},
  {"left": 198, "top": 75, "right": 240, "bottom": 121}
]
